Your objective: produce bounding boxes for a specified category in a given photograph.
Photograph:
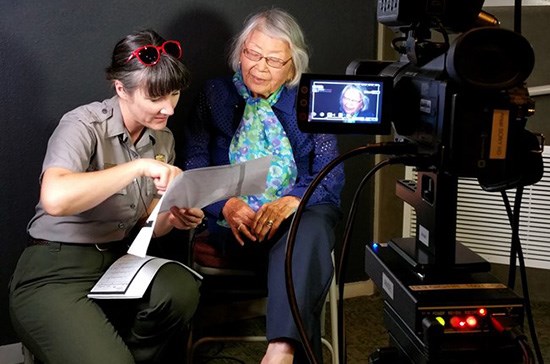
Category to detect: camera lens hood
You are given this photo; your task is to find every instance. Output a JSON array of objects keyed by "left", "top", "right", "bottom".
[{"left": 446, "top": 27, "right": 534, "bottom": 90}]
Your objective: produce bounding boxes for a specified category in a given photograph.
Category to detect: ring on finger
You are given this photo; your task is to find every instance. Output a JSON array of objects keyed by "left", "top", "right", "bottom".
[
  {"left": 266, "top": 220, "right": 274, "bottom": 227},
  {"left": 237, "top": 223, "right": 243, "bottom": 231}
]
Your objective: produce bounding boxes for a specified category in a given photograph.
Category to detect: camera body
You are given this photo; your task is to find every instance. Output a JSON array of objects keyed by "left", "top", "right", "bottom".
[
  {"left": 381, "top": 45, "right": 539, "bottom": 190},
  {"left": 297, "top": 1, "right": 542, "bottom": 191}
]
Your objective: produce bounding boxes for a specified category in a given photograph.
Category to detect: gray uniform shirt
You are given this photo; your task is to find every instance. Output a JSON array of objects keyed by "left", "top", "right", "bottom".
[{"left": 28, "top": 96, "right": 175, "bottom": 244}]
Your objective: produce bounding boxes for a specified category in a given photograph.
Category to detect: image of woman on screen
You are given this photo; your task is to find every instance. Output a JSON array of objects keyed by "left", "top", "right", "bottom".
[{"left": 339, "top": 83, "right": 372, "bottom": 123}]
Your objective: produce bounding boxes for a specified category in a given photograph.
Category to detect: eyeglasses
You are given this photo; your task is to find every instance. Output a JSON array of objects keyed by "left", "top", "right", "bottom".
[
  {"left": 343, "top": 96, "right": 362, "bottom": 104},
  {"left": 242, "top": 48, "right": 292, "bottom": 69},
  {"left": 126, "top": 40, "right": 182, "bottom": 66}
]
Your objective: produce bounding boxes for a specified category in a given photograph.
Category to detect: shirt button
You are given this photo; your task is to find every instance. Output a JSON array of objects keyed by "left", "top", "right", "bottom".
[
  {"left": 118, "top": 223, "right": 125, "bottom": 229},
  {"left": 130, "top": 204, "right": 136, "bottom": 209},
  {"left": 102, "top": 109, "right": 108, "bottom": 114}
]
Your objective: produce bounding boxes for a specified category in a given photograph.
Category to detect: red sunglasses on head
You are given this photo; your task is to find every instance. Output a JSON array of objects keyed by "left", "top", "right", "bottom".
[{"left": 126, "top": 40, "right": 182, "bottom": 66}]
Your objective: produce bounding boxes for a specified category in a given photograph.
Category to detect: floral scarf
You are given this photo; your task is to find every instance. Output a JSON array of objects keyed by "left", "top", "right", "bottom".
[{"left": 228, "top": 70, "right": 297, "bottom": 211}]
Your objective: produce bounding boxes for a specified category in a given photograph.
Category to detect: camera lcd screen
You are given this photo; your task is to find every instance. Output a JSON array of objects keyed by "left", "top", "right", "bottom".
[{"left": 297, "top": 73, "right": 392, "bottom": 134}]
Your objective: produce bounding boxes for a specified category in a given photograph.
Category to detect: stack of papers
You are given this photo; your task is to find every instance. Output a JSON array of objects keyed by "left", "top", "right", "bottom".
[{"left": 88, "top": 157, "right": 271, "bottom": 299}]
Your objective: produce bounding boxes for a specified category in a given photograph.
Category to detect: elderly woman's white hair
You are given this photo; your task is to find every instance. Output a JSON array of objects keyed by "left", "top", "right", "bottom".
[
  {"left": 228, "top": 8, "right": 309, "bottom": 88},
  {"left": 340, "top": 84, "right": 369, "bottom": 112}
]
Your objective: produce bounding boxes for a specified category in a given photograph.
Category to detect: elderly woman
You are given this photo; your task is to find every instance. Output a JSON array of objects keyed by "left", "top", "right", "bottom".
[
  {"left": 183, "top": 8, "right": 344, "bottom": 363},
  {"left": 339, "top": 84, "right": 370, "bottom": 123},
  {"left": 9, "top": 30, "right": 204, "bottom": 364}
]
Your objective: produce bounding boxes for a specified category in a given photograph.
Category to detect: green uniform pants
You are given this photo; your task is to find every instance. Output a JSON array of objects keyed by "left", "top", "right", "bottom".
[{"left": 9, "top": 242, "right": 200, "bottom": 364}]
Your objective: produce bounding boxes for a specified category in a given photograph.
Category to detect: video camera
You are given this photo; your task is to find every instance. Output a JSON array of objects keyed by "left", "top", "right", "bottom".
[
  {"left": 297, "top": 0, "right": 543, "bottom": 191},
  {"left": 295, "top": 0, "right": 545, "bottom": 362}
]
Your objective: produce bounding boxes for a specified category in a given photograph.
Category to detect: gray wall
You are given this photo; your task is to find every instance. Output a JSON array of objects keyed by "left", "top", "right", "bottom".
[{"left": 0, "top": 0, "right": 378, "bottom": 345}]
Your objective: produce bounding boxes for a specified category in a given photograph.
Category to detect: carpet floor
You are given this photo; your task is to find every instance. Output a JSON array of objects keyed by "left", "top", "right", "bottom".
[{"left": 190, "top": 293, "right": 550, "bottom": 363}]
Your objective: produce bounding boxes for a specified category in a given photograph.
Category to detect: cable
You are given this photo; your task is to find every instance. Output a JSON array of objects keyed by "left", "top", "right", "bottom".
[
  {"left": 518, "top": 337, "right": 536, "bottom": 364},
  {"left": 502, "top": 1, "right": 543, "bottom": 361},
  {"left": 336, "top": 155, "right": 416, "bottom": 363},
  {"left": 501, "top": 188, "right": 545, "bottom": 364},
  {"left": 337, "top": 160, "right": 389, "bottom": 363},
  {"left": 502, "top": 191, "right": 518, "bottom": 289},
  {"left": 284, "top": 141, "right": 418, "bottom": 364}
]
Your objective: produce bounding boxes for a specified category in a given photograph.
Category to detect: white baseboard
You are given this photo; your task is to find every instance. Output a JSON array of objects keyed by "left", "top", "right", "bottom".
[{"left": 0, "top": 342, "right": 24, "bottom": 364}]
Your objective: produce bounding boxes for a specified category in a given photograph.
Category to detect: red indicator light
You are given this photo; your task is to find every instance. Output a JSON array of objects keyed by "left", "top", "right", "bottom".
[
  {"left": 478, "top": 308, "right": 487, "bottom": 316},
  {"left": 450, "top": 315, "right": 478, "bottom": 330},
  {"left": 450, "top": 316, "right": 465, "bottom": 329},
  {"left": 466, "top": 316, "right": 478, "bottom": 328}
]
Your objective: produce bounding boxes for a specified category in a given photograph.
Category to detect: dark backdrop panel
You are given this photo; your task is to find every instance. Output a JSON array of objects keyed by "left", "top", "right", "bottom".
[{"left": 0, "top": 0, "right": 377, "bottom": 345}]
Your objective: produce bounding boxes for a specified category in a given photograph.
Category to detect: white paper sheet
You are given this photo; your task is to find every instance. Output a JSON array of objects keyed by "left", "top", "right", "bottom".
[
  {"left": 89, "top": 157, "right": 272, "bottom": 299},
  {"left": 127, "top": 156, "right": 271, "bottom": 257},
  {"left": 126, "top": 200, "right": 163, "bottom": 257},
  {"left": 158, "top": 156, "right": 272, "bottom": 213},
  {"left": 88, "top": 254, "right": 202, "bottom": 299}
]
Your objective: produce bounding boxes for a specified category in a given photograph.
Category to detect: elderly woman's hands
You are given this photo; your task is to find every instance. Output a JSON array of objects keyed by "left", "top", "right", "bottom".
[
  {"left": 223, "top": 197, "right": 257, "bottom": 245},
  {"left": 223, "top": 196, "right": 301, "bottom": 244},
  {"left": 252, "top": 196, "right": 300, "bottom": 241}
]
